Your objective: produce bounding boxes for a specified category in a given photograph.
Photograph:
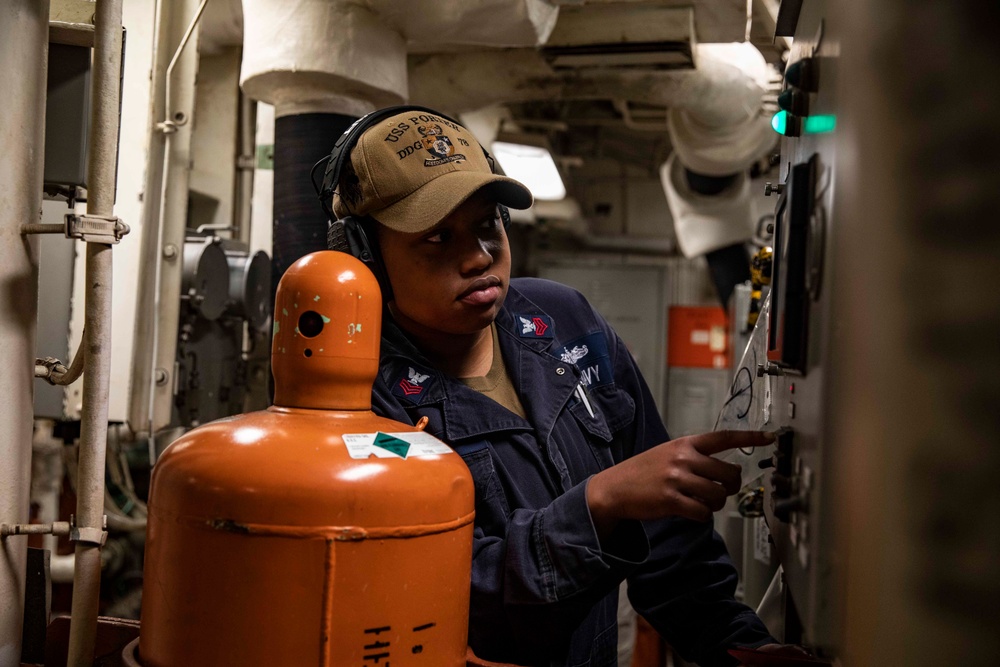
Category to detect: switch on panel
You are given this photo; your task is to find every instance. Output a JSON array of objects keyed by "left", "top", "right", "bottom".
[
  {"left": 785, "top": 57, "right": 819, "bottom": 92},
  {"left": 769, "top": 430, "right": 809, "bottom": 523}
]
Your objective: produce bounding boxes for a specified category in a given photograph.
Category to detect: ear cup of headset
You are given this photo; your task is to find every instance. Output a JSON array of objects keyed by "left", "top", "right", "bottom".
[
  {"left": 327, "top": 219, "right": 350, "bottom": 254},
  {"left": 498, "top": 204, "right": 511, "bottom": 230}
]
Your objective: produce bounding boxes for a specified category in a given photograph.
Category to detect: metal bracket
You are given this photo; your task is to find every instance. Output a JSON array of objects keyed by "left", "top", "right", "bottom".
[
  {"left": 65, "top": 213, "right": 130, "bottom": 244},
  {"left": 69, "top": 515, "right": 108, "bottom": 547},
  {"left": 757, "top": 361, "right": 786, "bottom": 377},
  {"left": 35, "top": 356, "right": 70, "bottom": 385}
]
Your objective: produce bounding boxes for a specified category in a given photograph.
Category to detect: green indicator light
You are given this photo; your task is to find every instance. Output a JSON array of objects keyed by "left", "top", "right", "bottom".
[
  {"left": 771, "top": 110, "right": 788, "bottom": 134},
  {"left": 804, "top": 114, "right": 837, "bottom": 134}
]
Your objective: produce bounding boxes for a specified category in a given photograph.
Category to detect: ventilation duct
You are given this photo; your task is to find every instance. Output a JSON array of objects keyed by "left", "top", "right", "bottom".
[
  {"left": 541, "top": 4, "right": 695, "bottom": 71},
  {"left": 371, "top": 0, "right": 558, "bottom": 51}
]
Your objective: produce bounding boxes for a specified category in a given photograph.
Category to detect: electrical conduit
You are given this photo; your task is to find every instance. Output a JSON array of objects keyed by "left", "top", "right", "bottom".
[{"left": 66, "top": 0, "right": 125, "bottom": 663}]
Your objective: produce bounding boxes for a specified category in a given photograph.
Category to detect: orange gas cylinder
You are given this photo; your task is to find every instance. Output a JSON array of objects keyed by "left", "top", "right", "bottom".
[{"left": 138, "top": 251, "right": 475, "bottom": 666}]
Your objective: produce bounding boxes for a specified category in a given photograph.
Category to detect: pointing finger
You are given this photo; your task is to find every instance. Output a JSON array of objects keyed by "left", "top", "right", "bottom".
[{"left": 690, "top": 430, "right": 776, "bottom": 457}]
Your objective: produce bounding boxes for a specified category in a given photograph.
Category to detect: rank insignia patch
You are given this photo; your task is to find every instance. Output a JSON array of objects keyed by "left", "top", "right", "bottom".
[
  {"left": 392, "top": 366, "right": 435, "bottom": 404},
  {"left": 516, "top": 314, "right": 554, "bottom": 339}
]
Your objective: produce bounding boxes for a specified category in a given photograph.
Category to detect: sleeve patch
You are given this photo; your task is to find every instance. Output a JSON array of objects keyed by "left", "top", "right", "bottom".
[{"left": 557, "top": 332, "right": 613, "bottom": 388}]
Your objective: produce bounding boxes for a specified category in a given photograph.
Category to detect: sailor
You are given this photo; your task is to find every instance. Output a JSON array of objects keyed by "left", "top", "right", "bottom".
[{"left": 323, "top": 106, "right": 781, "bottom": 666}]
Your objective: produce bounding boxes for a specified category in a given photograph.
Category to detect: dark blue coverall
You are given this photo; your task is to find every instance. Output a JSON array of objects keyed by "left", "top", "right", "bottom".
[{"left": 372, "top": 278, "right": 774, "bottom": 667}]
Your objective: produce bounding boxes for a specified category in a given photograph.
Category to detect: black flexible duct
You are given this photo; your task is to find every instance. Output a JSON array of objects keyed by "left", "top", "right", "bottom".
[
  {"left": 683, "top": 169, "right": 740, "bottom": 196},
  {"left": 705, "top": 243, "right": 751, "bottom": 307},
  {"left": 272, "top": 112, "right": 357, "bottom": 299}
]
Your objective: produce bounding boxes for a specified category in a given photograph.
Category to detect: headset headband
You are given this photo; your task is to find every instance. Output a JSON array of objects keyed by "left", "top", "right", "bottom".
[{"left": 318, "top": 105, "right": 469, "bottom": 214}]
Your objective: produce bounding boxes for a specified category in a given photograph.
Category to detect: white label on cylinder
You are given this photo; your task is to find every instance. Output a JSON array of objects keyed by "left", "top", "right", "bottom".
[{"left": 342, "top": 431, "right": 454, "bottom": 460}]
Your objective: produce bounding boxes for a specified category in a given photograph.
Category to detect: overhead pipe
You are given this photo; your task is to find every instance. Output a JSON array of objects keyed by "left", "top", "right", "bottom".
[
  {"left": 66, "top": 0, "right": 125, "bottom": 663},
  {"left": 0, "top": 1, "right": 48, "bottom": 663}
]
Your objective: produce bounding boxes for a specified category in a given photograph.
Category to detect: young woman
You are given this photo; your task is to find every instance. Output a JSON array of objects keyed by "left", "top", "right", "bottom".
[{"left": 327, "top": 107, "right": 778, "bottom": 666}]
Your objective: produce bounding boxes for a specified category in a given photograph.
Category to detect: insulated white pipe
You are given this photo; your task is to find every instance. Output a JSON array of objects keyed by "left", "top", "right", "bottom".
[
  {"left": 660, "top": 45, "right": 774, "bottom": 258},
  {"left": 660, "top": 153, "right": 754, "bottom": 258},
  {"left": 240, "top": 0, "right": 407, "bottom": 117},
  {"left": 0, "top": 1, "right": 47, "bottom": 663},
  {"left": 66, "top": 0, "right": 124, "bottom": 663}
]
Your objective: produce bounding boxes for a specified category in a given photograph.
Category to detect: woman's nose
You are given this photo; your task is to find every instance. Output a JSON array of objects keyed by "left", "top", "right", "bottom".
[{"left": 458, "top": 235, "right": 492, "bottom": 275}]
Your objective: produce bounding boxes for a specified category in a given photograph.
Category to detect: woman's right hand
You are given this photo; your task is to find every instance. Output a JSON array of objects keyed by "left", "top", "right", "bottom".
[{"left": 586, "top": 431, "right": 775, "bottom": 537}]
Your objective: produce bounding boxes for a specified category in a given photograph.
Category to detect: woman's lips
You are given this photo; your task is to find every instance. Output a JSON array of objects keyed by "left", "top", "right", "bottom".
[{"left": 459, "top": 285, "right": 502, "bottom": 306}]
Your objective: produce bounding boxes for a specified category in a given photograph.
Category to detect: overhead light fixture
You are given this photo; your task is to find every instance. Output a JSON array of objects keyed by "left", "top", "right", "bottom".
[{"left": 491, "top": 141, "right": 566, "bottom": 201}]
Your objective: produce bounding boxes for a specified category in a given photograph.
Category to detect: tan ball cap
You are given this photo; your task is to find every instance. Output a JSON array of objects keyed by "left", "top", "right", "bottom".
[{"left": 332, "top": 109, "right": 533, "bottom": 233}]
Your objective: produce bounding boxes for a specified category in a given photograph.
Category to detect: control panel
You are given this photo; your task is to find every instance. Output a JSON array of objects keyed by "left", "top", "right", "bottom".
[{"left": 717, "top": 0, "right": 842, "bottom": 655}]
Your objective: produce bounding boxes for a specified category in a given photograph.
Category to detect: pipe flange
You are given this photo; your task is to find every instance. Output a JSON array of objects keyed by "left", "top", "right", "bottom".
[{"left": 64, "top": 213, "right": 131, "bottom": 244}]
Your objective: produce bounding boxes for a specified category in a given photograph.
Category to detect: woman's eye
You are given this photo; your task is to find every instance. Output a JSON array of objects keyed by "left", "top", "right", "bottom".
[
  {"left": 481, "top": 213, "right": 502, "bottom": 230},
  {"left": 425, "top": 231, "right": 446, "bottom": 243}
]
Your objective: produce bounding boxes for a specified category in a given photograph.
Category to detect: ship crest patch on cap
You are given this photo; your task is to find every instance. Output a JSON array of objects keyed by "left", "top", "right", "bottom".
[{"left": 419, "top": 124, "right": 466, "bottom": 167}]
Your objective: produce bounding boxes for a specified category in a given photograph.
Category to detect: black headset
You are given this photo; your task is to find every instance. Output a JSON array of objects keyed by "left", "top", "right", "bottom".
[{"left": 311, "top": 105, "right": 510, "bottom": 302}]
